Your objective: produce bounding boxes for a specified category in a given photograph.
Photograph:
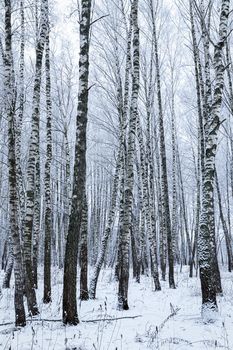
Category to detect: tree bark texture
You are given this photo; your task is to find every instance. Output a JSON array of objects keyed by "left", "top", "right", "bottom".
[
  {"left": 63, "top": 0, "right": 92, "bottom": 325},
  {"left": 198, "top": 0, "right": 230, "bottom": 322},
  {"left": 4, "top": 0, "right": 26, "bottom": 327}
]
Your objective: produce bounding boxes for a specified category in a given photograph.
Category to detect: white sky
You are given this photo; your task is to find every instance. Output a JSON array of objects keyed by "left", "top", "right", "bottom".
[{"left": 52, "top": 0, "right": 79, "bottom": 52}]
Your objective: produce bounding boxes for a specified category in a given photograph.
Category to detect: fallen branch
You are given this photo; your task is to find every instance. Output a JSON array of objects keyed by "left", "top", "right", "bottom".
[
  {"left": 0, "top": 321, "right": 14, "bottom": 327},
  {"left": 0, "top": 315, "right": 142, "bottom": 327}
]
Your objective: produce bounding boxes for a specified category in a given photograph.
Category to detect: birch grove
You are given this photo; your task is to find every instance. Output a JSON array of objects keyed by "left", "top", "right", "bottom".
[{"left": 0, "top": 0, "right": 232, "bottom": 333}]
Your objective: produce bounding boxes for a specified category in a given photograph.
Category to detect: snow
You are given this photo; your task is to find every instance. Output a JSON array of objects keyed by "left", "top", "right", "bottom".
[{"left": 0, "top": 267, "right": 233, "bottom": 349}]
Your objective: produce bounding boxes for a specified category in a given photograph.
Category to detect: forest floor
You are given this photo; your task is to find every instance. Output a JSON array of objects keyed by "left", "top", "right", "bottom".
[{"left": 0, "top": 266, "right": 233, "bottom": 350}]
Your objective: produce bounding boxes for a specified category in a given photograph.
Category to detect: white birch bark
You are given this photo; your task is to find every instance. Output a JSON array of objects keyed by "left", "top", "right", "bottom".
[
  {"left": 80, "top": 192, "right": 89, "bottom": 300},
  {"left": 4, "top": 0, "right": 26, "bottom": 327},
  {"left": 150, "top": 0, "right": 175, "bottom": 288},
  {"left": 43, "top": 31, "right": 52, "bottom": 303},
  {"left": 118, "top": 0, "right": 139, "bottom": 310},
  {"left": 198, "top": 0, "right": 230, "bottom": 322},
  {"left": 23, "top": 0, "right": 48, "bottom": 315}
]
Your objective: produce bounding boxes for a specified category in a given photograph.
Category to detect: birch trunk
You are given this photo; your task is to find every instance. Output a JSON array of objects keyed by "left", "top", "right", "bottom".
[
  {"left": 63, "top": 0, "right": 92, "bottom": 325},
  {"left": 170, "top": 76, "right": 179, "bottom": 264},
  {"left": 43, "top": 32, "right": 52, "bottom": 303},
  {"left": 155, "top": 125, "right": 166, "bottom": 280},
  {"left": 118, "top": 0, "right": 139, "bottom": 310},
  {"left": 189, "top": 0, "right": 205, "bottom": 180},
  {"left": 4, "top": 0, "right": 26, "bottom": 327},
  {"left": 150, "top": 0, "right": 175, "bottom": 288},
  {"left": 24, "top": 0, "right": 48, "bottom": 315},
  {"left": 177, "top": 152, "right": 192, "bottom": 267},
  {"left": 190, "top": 150, "right": 201, "bottom": 278},
  {"left": 201, "top": 1, "right": 222, "bottom": 295},
  {"left": 144, "top": 51, "right": 161, "bottom": 288},
  {"left": 3, "top": 0, "right": 26, "bottom": 289},
  {"left": 137, "top": 113, "right": 160, "bottom": 290},
  {"left": 80, "top": 193, "right": 89, "bottom": 300},
  {"left": 16, "top": 0, "right": 26, "bottom": 235},
  {"left": 198, "top": 0, "right": 230, "bottom": 322}
]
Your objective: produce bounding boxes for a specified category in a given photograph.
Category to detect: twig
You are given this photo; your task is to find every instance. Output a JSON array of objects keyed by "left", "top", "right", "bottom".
[
  {"left": 83, "top": 315, "right": 142, "bottom": 323},
  {"left": 90, "top": 15, "right": 109, "bottom": 26},
  {"left": 158, "top": 306, "right": 180, "bottom": 332}
]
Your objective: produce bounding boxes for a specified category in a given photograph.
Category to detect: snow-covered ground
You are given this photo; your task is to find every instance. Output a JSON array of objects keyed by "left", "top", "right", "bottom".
[{"left": 0, "top": 267, "right": 233, "bottom": 349}]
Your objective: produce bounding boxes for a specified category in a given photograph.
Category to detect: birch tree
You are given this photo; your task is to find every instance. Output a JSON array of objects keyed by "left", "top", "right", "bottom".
[
  {"left": 23, "top": 0, "right": 49, "bottom": 315},
  {"left": 150, "top": 0, "right": 175, "bottom": 288},
  {"left": 198, "top": 0, "right": 230, "bottom": 322},
  {"left": 3, "top": 0, "right": 25, "bottom": 290},
  {"left": 4, "top": 0, "right": 26, "bottom": 327},
  {"left": 63, "top": 0, "right": 92, "bottom": 325},
  {"left": 118, "top": 0, "right": 139, "bottom": 310},
  {"left": 139, "top": 54, "right": 161, "bottom": 289},
  {"left": 43, "top": 30, "right": 52, "bottom": 303}
]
